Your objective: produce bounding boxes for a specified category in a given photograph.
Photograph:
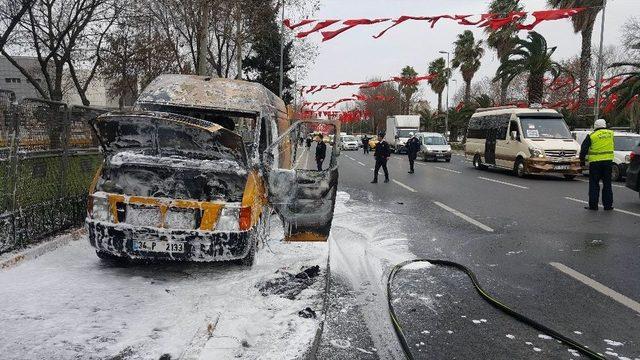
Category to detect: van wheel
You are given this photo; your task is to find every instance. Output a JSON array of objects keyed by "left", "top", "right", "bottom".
[
  {"left": 239, "top": 240, "right": 255, "bottom": 267},
  {"left": 611, "top": 164, "right": 621, "bottom": 182},
  {"left": 514, "top": 158, "right": 526, "bottom": 178},
  {"left": 473, "top": 154, "right": 486, "bottom": 170}
]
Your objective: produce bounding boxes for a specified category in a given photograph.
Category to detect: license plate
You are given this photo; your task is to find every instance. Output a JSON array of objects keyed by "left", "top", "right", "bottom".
[
  {"left": 436, "top": 154, "right": 444, "bottom": 157},
  {"left": 554, "top": 165, "right": 570, "bottom": 170},
  {"left": 133, "top": 240, "right": 185, "bottom": 253}
]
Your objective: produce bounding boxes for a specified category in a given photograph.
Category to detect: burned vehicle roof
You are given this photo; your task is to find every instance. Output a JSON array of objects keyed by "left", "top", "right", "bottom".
[{"left": 135, "top": 74, "right": 287, "bottom": 115}]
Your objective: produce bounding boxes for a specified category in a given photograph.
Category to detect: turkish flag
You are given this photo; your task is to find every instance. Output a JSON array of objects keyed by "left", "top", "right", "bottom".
[
  {"left": 297, "top": 20, "right": 340, "bottom": 38},
  {"left": 517, "top": 8, "right": 586, "bottom": 31},
  {"left": 283, "top": 19, "right": 316, "bottom": 30},
  {"left": 321, "top": 18, "right": 390, "bottom": 41}
]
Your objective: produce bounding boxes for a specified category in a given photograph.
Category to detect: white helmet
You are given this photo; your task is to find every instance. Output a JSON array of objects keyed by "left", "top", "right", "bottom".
[
  {"left": 594, "top": 119, "right": 607, "bottom": 129},
  {"left": 409, "top": 132, "right": 415, "bottom": 137}
]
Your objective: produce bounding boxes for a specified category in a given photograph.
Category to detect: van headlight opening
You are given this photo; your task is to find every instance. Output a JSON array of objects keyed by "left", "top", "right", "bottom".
[
  {"left": 529, "top": 147, "right": 545, "bottom": 158},
  {"left": 90, "top": 195, "right": 111, "bottom": 222}
]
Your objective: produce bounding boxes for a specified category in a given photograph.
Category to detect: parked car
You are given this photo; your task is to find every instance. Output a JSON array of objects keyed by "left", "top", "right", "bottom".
[
  {"left": 86, "top": 75, "right": 339, "bottom": 265},
  {"left": 417, "top": 132, "right": 451, "bottom": 162},
  {"left": 340, "top": 135, "right": 360, "bottom": 151},
  {"left": 465, "top": 105, "right": 581, "bottom": 179},
  {"left": 573, "top": 130, "right": 640, "bottom": 181},
  {"left": 625, "top": 140, "right": 640, "bottom": 198}
]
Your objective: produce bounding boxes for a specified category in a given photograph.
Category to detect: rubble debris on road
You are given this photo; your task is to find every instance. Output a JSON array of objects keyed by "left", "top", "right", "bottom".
[{"left": 257, "top": 265, "right": 322, "bottom": 300}]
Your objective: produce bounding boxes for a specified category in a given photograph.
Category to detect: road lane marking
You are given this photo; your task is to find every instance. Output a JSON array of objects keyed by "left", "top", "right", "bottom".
[
  {"left": 478, "top": 176, "right": 529, "bottom": 189},
  {"left": 392, "top": 180, "right": 417, "bottom": 192},
  {"left": 433, "top": 201, "right": 494, "bottom": 232},
  {"left": 550, "top": 262, "right": 640, "bottom": 314},
  {"left": 435, "top": 166, "right": 462, "bottom": 174},
  {"left": 357, "top": 161, "right": 366, "bottom": 167},
  {"left": 564, "top": 197, "right": 640, "bottom": 218},
  {"left": 575, "top": 178, "right": 627, "bottom": 189}
]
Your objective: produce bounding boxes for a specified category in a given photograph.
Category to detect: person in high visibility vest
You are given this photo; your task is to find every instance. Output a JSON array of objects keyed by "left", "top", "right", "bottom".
[{"left": 579, "top": 119, "right": 614, "bottom": 210}]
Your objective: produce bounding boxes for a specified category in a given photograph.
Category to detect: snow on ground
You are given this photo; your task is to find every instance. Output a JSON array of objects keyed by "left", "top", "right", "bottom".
[{"left": 0, "top": 216, "right": 327, "bottom": 360}]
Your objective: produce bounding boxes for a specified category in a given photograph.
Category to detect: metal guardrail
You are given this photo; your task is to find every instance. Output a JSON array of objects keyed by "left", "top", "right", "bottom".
[{"left": 0, "top": 91, "right": 109, "bottom": 253}]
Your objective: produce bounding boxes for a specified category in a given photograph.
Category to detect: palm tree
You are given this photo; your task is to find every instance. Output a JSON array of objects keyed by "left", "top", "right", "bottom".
[
  {"left": 428, "top": 57, "right": 451, "bottom": 113},
  {"left": 547, "top": 0, "right": 604, "bottom": 118},
  {"left": 495, "top": 32, "right": 564, "bottom": 104},
  {"left": 486, "top": 0, "right": 525, "bottom": 105},
  {"left": 398, "top": 65, "right": 418, "bottom": 115},
  {"left": 452, "top": 30, "right": 484, "bottom": 104}
]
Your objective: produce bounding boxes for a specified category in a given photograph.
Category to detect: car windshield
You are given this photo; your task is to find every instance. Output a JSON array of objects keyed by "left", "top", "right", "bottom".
[
  {"left": 397, "top": 129, "right": 416, "bottom": 138},
  {"left": 614, "top": 136, "right": 640, "bottom": 151},
  {"left": 519, "top": 117, "right": 572, "bottom": 139},
  {"left": 423, "top": 136, "right": 447, "bottom": 145},
  {"left": 343, "top": 136, "right": 356, "bottom": 142}
]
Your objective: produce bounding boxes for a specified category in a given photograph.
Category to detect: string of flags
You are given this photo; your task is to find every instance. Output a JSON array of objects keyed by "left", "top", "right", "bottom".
[
  {"left": 300, "top": 73, "right": 437, "bottom": 96},
  {"left": 284, "top": 8, "right": 587, "bottom": 42}
]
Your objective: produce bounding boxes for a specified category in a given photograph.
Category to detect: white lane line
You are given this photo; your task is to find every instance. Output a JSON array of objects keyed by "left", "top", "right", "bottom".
[
  {"left": 435, "top": 166, "right": 462, "bottom": 174},
  {"left": 478, "top": 176, "right": 529, "bottom": 189},
  {"left": 550, "top": 262, "right": 640, "bottom": 314},
  {"left": 564, "top": 197, "right": 640, "bottom": 218},
  {"left": 392, "top": 179, "right": 417, "bottom": 192},
  {"left": 433, "top": 201, "right": 494, "bottom": 232},
  {"left": 357, "top": 161, "right": 366, "bottom": 167},
  {"left": 345, "top": 155, "right": 355, "bottom": 161},
  {"left": 575, "top": 178, "right": 627, "bottom": 189}
]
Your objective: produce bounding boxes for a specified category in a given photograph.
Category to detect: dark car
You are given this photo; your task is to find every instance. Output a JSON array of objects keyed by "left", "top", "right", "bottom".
[{"left": 625, "top": 140, "right": 640, "bottom": 198}]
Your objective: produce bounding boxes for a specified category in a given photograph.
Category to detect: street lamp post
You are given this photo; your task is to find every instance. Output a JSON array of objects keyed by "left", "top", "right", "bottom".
[
  {"left": 439, "top": 50, "right": 450, "bottom": 139},
  {"left": 594, "top": 0, "right": 608, "bottom": 122},
  {"left": 279, "top": 0, "right": 285, "bottom": 97}
]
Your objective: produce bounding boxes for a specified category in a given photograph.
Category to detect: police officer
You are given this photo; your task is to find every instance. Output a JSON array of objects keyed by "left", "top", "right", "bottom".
[
  {"left": 361, "top": 135, "right": 370, "bottom": 154},
  {"left": 406, "top": 132, "right": 420, "bottom": 174},
  {"left": 315, "top": 134, "right": 327, "bottom": 171},
  {"left": 372, "top": 131, "right": 391, "bottom": 183},
  {"left": 579, "top": 119, "right": 614, "bottom": 211}
]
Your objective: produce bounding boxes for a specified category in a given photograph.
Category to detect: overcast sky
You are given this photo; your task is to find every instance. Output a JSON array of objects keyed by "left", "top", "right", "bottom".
[{"left": 297, "top": 0, "right": 636, "bottom": 107}]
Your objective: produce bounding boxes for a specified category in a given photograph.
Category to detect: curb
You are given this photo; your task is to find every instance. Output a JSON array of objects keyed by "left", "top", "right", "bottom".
[
  {"left": 0, "top": 229, "right": 82, "bottom": 270},
  {"left": 304, "top": 238, "right": 332, "bottom": 360}
]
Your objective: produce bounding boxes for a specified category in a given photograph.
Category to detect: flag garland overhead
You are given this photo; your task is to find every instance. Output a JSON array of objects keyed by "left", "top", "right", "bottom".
[{"left": 284, "top": 8, "right": 587, "bottom": 42}]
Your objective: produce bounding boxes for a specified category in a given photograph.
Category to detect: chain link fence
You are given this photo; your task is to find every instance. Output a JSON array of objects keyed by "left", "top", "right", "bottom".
[{"left": 0, "top": 91, "right": 108, "bottom": 254}]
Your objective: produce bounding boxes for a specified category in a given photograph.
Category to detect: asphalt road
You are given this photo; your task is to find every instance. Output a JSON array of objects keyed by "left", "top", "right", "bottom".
[{"left": 322, "top": 147, "right": 640, "bottom": 360}]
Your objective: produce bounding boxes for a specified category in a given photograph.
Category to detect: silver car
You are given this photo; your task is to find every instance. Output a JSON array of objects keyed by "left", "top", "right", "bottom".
[{"left": 417, "top": 132, "right": 452, "bottom": 162}]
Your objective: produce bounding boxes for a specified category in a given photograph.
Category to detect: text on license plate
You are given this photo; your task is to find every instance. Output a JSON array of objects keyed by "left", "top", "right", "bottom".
[
  {"left": 554, "top": 165, "right": 570, "bottom": 170},
  {"left": 133, "top": 241, "right": 185, "bottom": 253}
]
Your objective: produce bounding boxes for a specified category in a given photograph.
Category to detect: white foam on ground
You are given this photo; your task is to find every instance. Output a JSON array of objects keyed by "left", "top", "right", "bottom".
[{"left": 402, "top": 261, "right": 433, "bottom": 270}]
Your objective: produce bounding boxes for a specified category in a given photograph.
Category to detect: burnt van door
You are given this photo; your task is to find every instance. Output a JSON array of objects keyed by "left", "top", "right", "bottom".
[
  {"left": 485, "top": 127, "right": 497, "bottom": 165},
  {"left": 265, "top": 120, "right": 339, "bottom": 242}
]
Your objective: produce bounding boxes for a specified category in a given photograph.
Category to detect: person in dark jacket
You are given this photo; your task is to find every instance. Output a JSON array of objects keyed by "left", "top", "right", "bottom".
[
  {"left": 406, "top": 132, "right": 420, "bottom": 174},
  {"left": 361, "top": 135, "right": 370, "bottom": 154},
  {"left": 315, "top": 134, "right": 327, "bottom": 171},
  {"left": 372, "top": 132, "right": 391, "bottom": 183},
  {"left": 306, "top": 136, "right": 312, "bottom": 148},
  {"left": 579, "top": 119, "right": 615, "bottom": 210}
]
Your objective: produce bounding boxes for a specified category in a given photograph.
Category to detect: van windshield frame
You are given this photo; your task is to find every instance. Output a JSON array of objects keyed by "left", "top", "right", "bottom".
[{"left": 518, "top": 116, "right": 572, "bottom": 140}]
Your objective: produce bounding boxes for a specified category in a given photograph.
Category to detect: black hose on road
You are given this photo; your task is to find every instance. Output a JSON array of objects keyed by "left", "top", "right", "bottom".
[{"left": 387, "top": 259, "right": 606, "bottom": 360}]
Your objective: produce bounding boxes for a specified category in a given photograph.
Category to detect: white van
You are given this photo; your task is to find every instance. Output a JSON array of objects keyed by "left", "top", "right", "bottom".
[
  {"left": 465, "top": 106, "right": 582, "bottom": 179},
  {"left": 572, "top": 130, "right": 640, "bottom": 181},
  {"left": 416, "top": 132, "right": 452, "bottom": 162}
]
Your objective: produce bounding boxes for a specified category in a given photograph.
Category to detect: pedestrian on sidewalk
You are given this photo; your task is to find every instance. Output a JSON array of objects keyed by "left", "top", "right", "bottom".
[
  {"left": 406, "top": 132, "right": 420, "bottom": 174},
  {"left": 579, "top": 119, "right": 614, "bottom": 211},
  {"left": 362, "top": 135, "right": 370, "bottom": 154},
  {"left": 372, "top": 131, "right": 391, "bottom": 183},
  {"left": 315, "top": 134, "right": 327, "bottom": 171}
]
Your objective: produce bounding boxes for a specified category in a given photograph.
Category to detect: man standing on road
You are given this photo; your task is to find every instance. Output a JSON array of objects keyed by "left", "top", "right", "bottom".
[
  {"left": 362, "top": 135, "right": 370, "bottom": 154},
  {"left": 406, "top": 132, "right": 420, "bottom": 174},
  {"left": 372, "top": 132, "right": 391, "bottom": 183},
  {"left": 315, "top": 134, "right": 327, "bottom": 171},
  {"left": 579, "top": 119, "right": 615, "bottom": 211}
]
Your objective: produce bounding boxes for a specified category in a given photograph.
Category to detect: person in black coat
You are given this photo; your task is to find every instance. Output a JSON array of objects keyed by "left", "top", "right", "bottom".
[
  {"left": 406, "top": 132, "right": 420, "bottom": 174},
  {"left": 361, "top": 135, "right": 370, "bottom": 154},
  {"left": 372, "top": 132, "right": 391, "bottom": 183},
  {"left": 315, "top": 134, "right": 327, "bottom": 171}
]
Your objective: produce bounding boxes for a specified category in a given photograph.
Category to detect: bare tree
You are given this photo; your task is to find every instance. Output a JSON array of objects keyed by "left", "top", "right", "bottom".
[{"left": 0, "top": 0, "right": 35, "bottom": 49}]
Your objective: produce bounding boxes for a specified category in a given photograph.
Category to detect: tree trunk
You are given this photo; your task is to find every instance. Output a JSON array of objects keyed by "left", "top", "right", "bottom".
[
  {"left": 577, "top": 25, "right": 594, "bottom": 123},
  {"left": 235, "top": 4, "right": 242, "bottom": 80},
  {"left": 528, "top": 73, "right": 544, "bottom": 105},
  {"left": 197, "top": 0, "right": 209, "bottom": 76},
  {"left": 464, "top": 80, "right": 471, "bottom": 104},
  {"left": 500, "top": 79, "right": 508, "bottom": 105},
  {"left": 437, "top": 92, "right": 442, "bottom": 113}
]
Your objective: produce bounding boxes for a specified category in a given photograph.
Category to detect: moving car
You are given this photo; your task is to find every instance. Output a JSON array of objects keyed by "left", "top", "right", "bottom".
[
  {"left": 572, "top": 130, "right": 640, "bottom": 181},
  {"left": 86, "top": 75, "right": 340, "bottom": 265},
  {"left": 625, "top": 140, "right": 640, "bottom": 198},
  {"left": 340, "top": 135, "right": 359, "bottom": 151},
  {"left": 465, "top": 105, "right": 581, "bottom": 179},
  {"left": 417, "top": 132, "right": 452, "bottom": 162}
]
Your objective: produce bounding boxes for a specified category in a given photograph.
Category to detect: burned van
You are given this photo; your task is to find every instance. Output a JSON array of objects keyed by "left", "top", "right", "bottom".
[{"left": 86, "top": 75, "right": 339, "bottom": 265}]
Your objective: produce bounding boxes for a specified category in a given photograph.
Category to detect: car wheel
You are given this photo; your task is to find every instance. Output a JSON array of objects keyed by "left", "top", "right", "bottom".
[
  {"left": 563, "top": 175, "right": 576, "bottom": 180},
  {"left": 446, "top": 158, "right": 451, "bottom": 163},
  {"left": 611, "top": 164, "right": 621, "bottom": 182},
  {"left": 514, "top": 158, "right": 526, "bottom": 178},
  {"left": 96, "top": 250, "right": 127, "bottom": 265},
  {"left": 473, "top": 154, "right": 486, "bottom": 170}
]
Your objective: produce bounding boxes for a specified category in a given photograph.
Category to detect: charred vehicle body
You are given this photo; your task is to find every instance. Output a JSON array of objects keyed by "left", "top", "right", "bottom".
[{"left": 86, "top": 75, "right": 340, "bottom": 265}]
